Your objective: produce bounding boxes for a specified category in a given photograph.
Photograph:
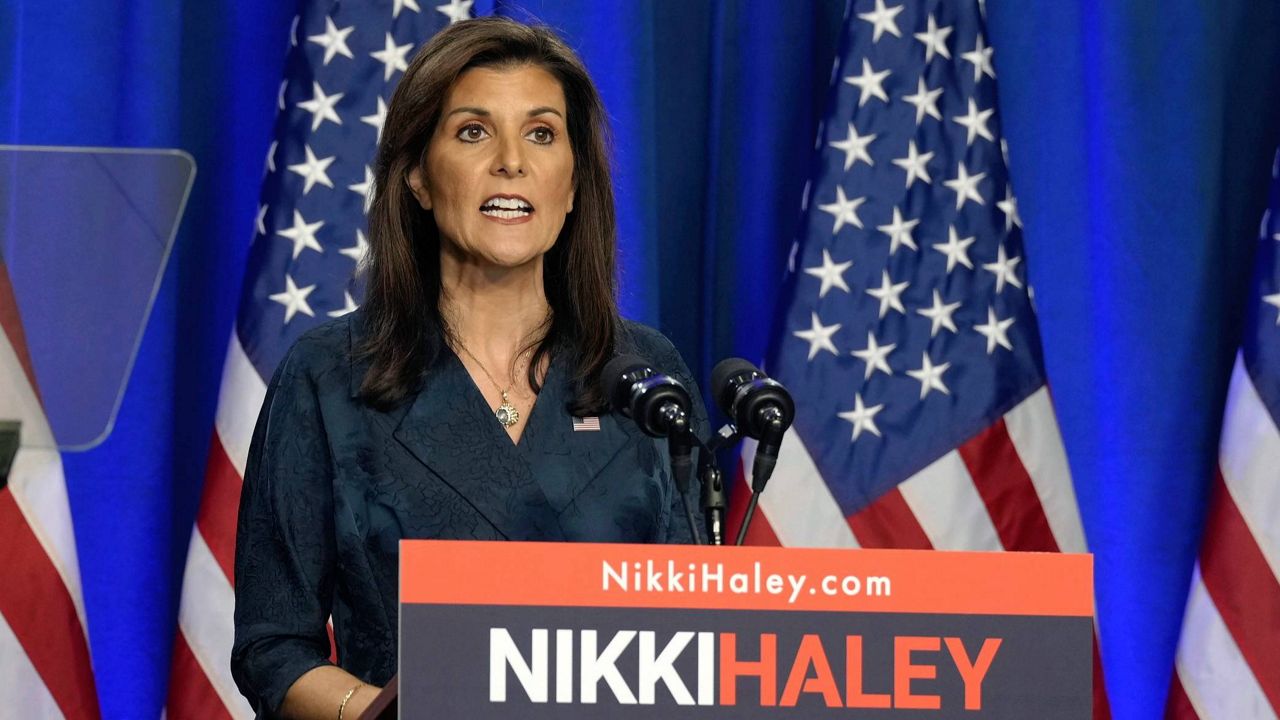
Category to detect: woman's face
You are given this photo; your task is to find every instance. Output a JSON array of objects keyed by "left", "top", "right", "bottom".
[{"left": 409, "top": 64, "right": 575, "bottom": 271}]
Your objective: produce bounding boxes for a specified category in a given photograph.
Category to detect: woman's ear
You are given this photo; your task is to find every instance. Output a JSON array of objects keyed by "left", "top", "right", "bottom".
[{"left": 406, "top": 166, "right": 433, "bottom": 210}]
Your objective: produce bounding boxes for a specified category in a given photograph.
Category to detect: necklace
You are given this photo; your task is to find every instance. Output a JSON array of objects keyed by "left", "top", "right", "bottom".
[{"left": 454, "top": 342, "right": 523, "bottom": 428}]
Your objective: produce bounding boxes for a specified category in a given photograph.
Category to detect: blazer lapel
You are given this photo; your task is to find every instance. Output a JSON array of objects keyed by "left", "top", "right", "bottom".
[
  {"left": 519, "top": 362, "right": 642, "bottom": 517},
  {"left": 392, "top": 349, "right": 565, "bottom": 541}
]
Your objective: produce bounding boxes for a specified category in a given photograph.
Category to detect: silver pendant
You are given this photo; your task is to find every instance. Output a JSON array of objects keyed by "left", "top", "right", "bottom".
[{"left": 495, "top": 390, "right": 520, "bottom": 428}]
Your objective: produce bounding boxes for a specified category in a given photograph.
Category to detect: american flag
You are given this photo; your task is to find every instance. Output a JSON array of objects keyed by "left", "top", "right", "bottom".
[
  {"left": 166, "top": 2, "right": 470, "bottom": 717},
  {"left": 1166, "top": 150, "right": 1280, "bottom": 719},
  {"left": 0, "top": 267, "right": 99, "bottom": 717},
  {"left": 727, "top": 0, "right": 1109, "bottom": 715}
]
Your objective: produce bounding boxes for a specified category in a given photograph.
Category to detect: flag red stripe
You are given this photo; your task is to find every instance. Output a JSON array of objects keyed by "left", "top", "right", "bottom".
[
  {"left": 957, "top": 419, "right": 1061, "bottom": 552},
  {"left": 726, "top": 467, "right": 782, "bottom": 546},
  {"left": 1092, "top": 632, "right": 1111, "bottom": 720},
  {"left": 167, "top": 630, "right": 234, "bottom": 720},
  {"left": 197, "top": 433, "right": 244, "bottom": 586},
  {"left": 1164, "top": 674, "right": 1199, "bottom": 720},
  {"left": 0, "top": 261, "right": 40, "bottom": 398},
  {"left": 0, "top": 489, "right": 100, "bottom": 720},
  {"left": 846, "top": 488, "right": 933, "bottom": 549},
  {"left": 1198, "top": 469, "right": 1280, "bottom": 710}
]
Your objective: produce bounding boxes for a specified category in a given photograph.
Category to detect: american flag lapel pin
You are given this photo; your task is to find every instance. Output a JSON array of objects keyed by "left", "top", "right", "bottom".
[{"left": 572, "top": 416, "right": 601, "bottom": 432}]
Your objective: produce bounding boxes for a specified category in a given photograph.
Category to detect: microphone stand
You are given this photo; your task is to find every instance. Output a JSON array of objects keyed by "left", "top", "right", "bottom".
[{"left": 698, "top": 425, "right": 743, "bottom": 546}]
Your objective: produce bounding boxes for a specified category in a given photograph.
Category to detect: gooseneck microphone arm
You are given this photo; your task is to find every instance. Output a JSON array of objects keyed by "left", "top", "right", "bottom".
[
  {"left": 603, "top": 354, "right": 702, "bottom": 545},
  {"left": 711, "top": 358, "right": 796, "bottom": 546}
]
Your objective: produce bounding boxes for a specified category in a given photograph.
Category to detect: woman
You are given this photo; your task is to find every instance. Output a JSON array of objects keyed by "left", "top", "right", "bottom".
[{"left": 230, "top": 16, "right": 706, "bottom": 720}]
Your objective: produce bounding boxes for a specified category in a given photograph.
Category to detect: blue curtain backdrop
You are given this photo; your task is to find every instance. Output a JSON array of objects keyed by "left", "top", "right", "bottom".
[{"left": 2, "top": 0, "right": 1278, "bottom": 717}]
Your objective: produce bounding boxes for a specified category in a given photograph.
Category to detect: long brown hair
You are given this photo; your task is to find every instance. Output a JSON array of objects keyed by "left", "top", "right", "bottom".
[{"left": 358, "top": 16, "right": 619, "bottom": 414}]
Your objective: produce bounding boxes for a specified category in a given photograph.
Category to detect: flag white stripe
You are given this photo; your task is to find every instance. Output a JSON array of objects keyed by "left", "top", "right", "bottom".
[
  {"left": 0, "top": 327, "right": 87, "bottom": 628},
  {"left": 0, "top": 612, "right": 64, "bottom": 720},
  {"left": 755, "top": 435, "right": 860, "bottom": 548},
  {"left": 215, "top": 334, "right": 269, "bottom": 476},
  {"left": 1004, "top": 387, "right": 1089, "bottom": 553},
  {"left": 898, "top": 451, "right": 1003, "bottom": 551},
  {"left": 178, "top": 531, "right": 255, "bottom": 719},
  {"left": 1218, "top": 353, "right": 1280, "bottom": 582},
  {"left": 1174, "top": 567, "right": 1278, "bottom": 720}
]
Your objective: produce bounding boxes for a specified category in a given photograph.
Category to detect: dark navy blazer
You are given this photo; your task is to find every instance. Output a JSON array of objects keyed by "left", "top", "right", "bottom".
[{"left": 229, "top": 313, "right": 706, "bottom": 716}]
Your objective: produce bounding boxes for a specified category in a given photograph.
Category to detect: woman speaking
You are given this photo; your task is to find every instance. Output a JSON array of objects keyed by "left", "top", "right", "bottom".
[{"left": 229, "top": 16, "right": 705, "bottom": 720}]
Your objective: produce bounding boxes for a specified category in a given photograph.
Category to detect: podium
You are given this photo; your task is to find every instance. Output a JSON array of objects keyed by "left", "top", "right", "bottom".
[{"left": 362, "top": 540, "right": 1093, "bottom": 719}]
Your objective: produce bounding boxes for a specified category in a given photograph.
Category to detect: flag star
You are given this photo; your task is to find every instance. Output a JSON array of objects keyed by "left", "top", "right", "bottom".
[
  {"left": 793, "top": 312, "right": 842, "bottom": 360},
  {"left": 914, "top": 14, "right": 953, "bottom": 62},
  {"left": 903, "top": 77, "right": 943, "bottom": 124},
  {"left": 892, "top": 140, "right": 933, "bottom": 187},
  {"left": 287, "top": 145, "right": 336, "bottom": 195},
  {"left": 906, "top": 353, "right": 951, "bottom": 399},
  {"left": 997, "top": 186, "right": 1022, "bottom": 230},
  {"left": 944, "top": 162, "right": 986, "bottom": 210},
  {"left": 392, "top": 0, "right": 421, "bottom": 18},
  {"left": 851, "top": 331, "right": 895, "bottom": 379},
  {"left": 269, "top": 274, "right": 317, "bottom": 324},
  {"left": 952, "top": 99, "right": 996, "bottom": 145},
  {"left": 838, "top": 394, "right": 885, "bottom": 440},
  {"left": 961, "top": 35, "right": 996, "bottom": 83},
  {"left": 804, "top": 248, "right": 853, "bottom": 297},
  {"left": 265, "top": 140, "right": 279, "bottom": 173},
  {"left": 340, "top": 230, "right": 370, "bottom": 265},
  {"left": 328, "top": 290, "right": 359, "bottom": 318},
  {"left": 1262, "top": 291, "right": 1280, "bottom": 323},
  {"left": 361, "top": 97, "right": 388, "bottom": 142},
  {"left": 308, "top": 16, "right": 355, "bottom": 65},
  {"left": 818, "top": 186, "right": 866, "bottom": 234},
  {"left": 371, "top": 33, "right": 413, "bottom": 82},
  {"left": 934, "top": 226, "right": 976, "bottom": 272},
  {"left": 277, "top": 80, "right": 288, "bottom": 111},
  {"left": 877, "top": 207, "right": 919, "bottom": 253},
  {"left": 857, "top": 0, "right": 904, "bottom": 42},
  {"left": 276, "top": 210, "right": 325, "bottom": 259},
  {"left": 255, "top": 204, "right": 269, "bottom": 236},
  {"left": 298, "top": 81, "right": 344, "bottom": 131},
  {"left": 1001, "top": 138, "right": 1012, "bottom": 166},
  {"left": 830, "top": 123, "right": 876, "bottom": 171},
  {"left": 289, "top": 15, "right": 300, "bottom": 47},
  {"left": 983, "top": 244, "right": 1024, "bottom": 292},
  {"left": 917, "top": 289, "right": 962, "bottom": 337},
  {"left": 843, "top": 58, "right": 891, "bottom": 106},
  {"left": 866, "top": 270, "right": 910, "bottom": 318},
  {"left": 435, "top": 0, "right": 473, "bottom": 24},
  {"left": 974, "top": 306, "right": 1016, "bottom": 353},
  {"left": 349, "top": 166, "right": 375, "bottom": 213}
]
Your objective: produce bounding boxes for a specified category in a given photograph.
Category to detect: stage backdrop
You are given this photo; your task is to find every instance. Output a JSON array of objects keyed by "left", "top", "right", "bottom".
[{"left": 1, "top": 0, "right": 1278, "bottom": 717}]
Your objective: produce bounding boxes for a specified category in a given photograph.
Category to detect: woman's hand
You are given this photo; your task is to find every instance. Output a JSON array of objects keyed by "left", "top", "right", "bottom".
[{"left": 279, "top": 665, "right": 382, "bottom": 719}]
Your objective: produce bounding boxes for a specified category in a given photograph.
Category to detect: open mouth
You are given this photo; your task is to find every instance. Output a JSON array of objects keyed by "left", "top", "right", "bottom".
[{"left": 480, "top": 195, "right": 534, "bottom": 220}]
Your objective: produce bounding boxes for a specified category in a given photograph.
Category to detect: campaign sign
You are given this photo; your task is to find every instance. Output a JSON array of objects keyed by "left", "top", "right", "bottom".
[{"left": 400, "top": 541, "right": 1093, "bottom": 719}]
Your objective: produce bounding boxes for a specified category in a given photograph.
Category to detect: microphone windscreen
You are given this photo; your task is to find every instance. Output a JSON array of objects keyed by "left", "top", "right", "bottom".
[
  {"left": 602, "top": 354, "right": 650, "bottom": 407},
  {"left": 711, "top": 357, "right": 758, "bottom": 410}
]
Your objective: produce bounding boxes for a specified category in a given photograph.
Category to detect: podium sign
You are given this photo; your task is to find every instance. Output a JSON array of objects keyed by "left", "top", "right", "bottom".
[{"left": 400, "top": 541, "right": 1093, "bottom": 719}]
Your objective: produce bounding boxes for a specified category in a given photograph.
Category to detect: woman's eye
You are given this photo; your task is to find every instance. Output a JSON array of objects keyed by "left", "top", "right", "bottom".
[
  {"left": 527, "top": 127, "right": 555, "bottom": 144},
  {"left": 457, "top": 124, "right": 488, "bottom": 142}
]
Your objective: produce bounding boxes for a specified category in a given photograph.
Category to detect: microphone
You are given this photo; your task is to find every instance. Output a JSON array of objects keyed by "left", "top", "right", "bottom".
[
  {"left": 603, "top": 355, "right": 701, "bottom": 544},
  {"left": 711, "top": 358, "right": 795, "bottom": 494},
  {"left": 603, "top": 355, "right": 693, "bottom": 439}
]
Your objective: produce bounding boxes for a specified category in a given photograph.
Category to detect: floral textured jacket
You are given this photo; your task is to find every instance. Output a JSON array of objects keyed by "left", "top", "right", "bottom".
[{"left": 229, "top": 311, "right": 706, "bottom": 717}]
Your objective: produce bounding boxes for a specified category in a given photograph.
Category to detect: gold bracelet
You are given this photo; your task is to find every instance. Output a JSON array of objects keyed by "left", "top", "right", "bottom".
[{"left": 337, "top": 682, "right": 364, "bottom": 720}]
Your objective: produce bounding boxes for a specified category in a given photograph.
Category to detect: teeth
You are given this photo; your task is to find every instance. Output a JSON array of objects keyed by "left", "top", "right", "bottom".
[
  {"left": 482, "top": 208, "right": 531, "bottom": 219},
  {"left": 483, "top": 197, "right": 532, "bottom": 210}
]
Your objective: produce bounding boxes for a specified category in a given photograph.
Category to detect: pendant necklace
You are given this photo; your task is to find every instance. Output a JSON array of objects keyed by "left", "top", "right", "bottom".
[{"left": 455, "top": 342, "right": 523, "bottom": 428}]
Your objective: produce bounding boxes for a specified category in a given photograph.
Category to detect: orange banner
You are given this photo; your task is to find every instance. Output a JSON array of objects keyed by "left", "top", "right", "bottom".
[{"left": 401, "top": 541, "right": 1092, "bottom": 617}]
